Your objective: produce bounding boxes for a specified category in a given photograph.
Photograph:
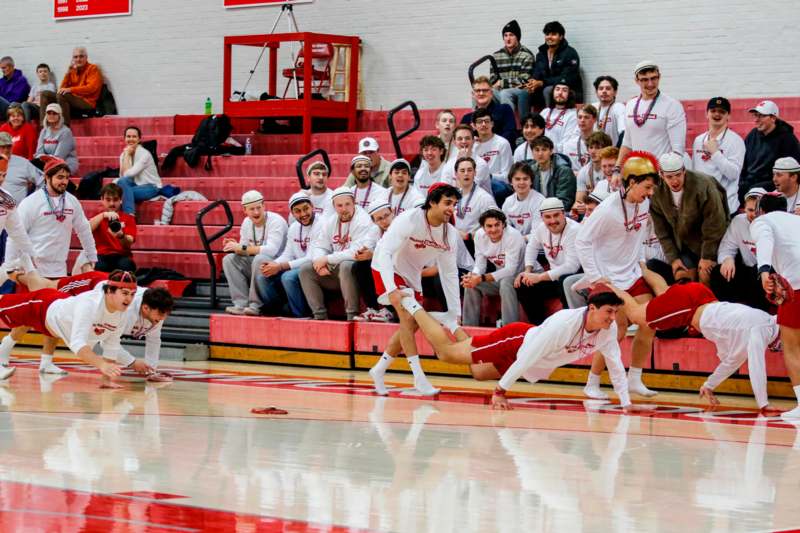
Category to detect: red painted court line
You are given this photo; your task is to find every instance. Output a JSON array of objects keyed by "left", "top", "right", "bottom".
[{"left": 0, "top": 480, "right": 376, "bottom": 532}]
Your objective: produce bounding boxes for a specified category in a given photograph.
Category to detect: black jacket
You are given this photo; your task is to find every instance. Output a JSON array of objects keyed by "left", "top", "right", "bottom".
[
  {"left": 532, "top": 39, "right": 582, "bottom": 101},
  {"left": 739, "top": 119, "right": 800, "bottom": 203}
]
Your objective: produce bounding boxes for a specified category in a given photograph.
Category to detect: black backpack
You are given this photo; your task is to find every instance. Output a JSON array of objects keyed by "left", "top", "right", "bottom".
[{"left": 162, "top": 114, "right": 241, "bottom": 173}]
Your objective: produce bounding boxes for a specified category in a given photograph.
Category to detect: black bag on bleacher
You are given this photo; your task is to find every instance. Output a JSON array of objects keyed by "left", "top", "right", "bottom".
[{"left": 162, "top": 114, "right": 242, "bottom": 173}]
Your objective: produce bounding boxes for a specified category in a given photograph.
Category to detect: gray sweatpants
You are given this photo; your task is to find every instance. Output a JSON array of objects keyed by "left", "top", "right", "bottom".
[
  {"left": 222, "top": 253, "right": 271, "bottom": 310},
  {"left": 462, "top": 277, "right": 519, "bottom": 326},
  {"left": 298, "top": 260, "right": 360, "bottom": 320}
]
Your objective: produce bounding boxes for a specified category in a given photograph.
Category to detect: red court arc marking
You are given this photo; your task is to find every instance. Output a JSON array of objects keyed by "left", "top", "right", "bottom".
[
  {"left": 114, "top": 491, "right": 187, "bottom": 500},
  {"left": 0, "top": 480, "right": 373, "bottom": 532}
]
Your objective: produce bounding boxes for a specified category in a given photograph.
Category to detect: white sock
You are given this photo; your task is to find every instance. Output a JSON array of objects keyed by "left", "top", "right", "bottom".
[
  {"left": 407, "top": 355, "right": 425, "bottom": 380},
  {"left": 39, "top": 354, "right": 53, "bottom": 367},
  {"left": 400, "top": 296, "right": 422, "bottom": 316},
  {"left": 369, "top": 352, "right": 394, "bottom": 395},
  {"left": 587, "top": 372, "right": 601, "bottom": 387},
  {"left": 794, "top": 384, "right": 800, "bottom": 403},
  {"left": 628, "top": 367, "right": 643, "bottom": 381},
  {"left": 372, "top": 352, "right": 394, "bottom": 375},
  {"left": 0, "top": 335, "right": 16, "bottom": 366}
]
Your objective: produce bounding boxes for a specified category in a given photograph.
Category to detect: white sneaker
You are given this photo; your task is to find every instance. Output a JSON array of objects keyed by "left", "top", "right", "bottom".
[
  {"left": 371, "top": 308, "right": 394, "bottom": 323},
  {"left": 628, "top": 380, "right": 658, "bottom": 397},
  {"left": 583, "top": 384, "right": 609, "bottom": 400},
  {"left": 369, "top": 366, "right": 389, "bottom": 396},
  {"left": 225, "top": 306, "right": 246, "bottom": 315},
  {"left": 243, "top": 307, "right": 260, "bottom": 316},
  {"left": 0, "top": 365, "right": 15, "bottom": 380},
  {"left": 413, "top": 377, "right": 440, "bottom": 396},
  {"left": 353, "top": 308, "right": 377, "bottom": 322},
  {"left": 780, "top": 406, "right": 800, "bottom": 420},
  {"left": 39, "top": 362, "right": 68, "bottom": 375}
]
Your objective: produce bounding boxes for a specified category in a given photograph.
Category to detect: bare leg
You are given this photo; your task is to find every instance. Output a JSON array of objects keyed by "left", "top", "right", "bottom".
[
  {"left": 640, "top": 262, "right": 669, "bottom": 296},
  {"left": 409, "top": 308, "right": 473, "bottom": 365},
  {"left": 39, "top": 336, "right": 68, "bottom": 375},
  {"left": 395, "top": 307, "right": 439, "bottom": 395},
  {"left": 15, "top": 271, "right": 58, "bottom": 291}
]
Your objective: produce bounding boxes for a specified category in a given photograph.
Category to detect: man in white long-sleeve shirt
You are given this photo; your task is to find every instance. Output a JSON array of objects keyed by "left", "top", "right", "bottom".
[
  {"left": 304, "top": 161, "right": 334, "bottom": 218},
  {"left": 222, "top": 190, "right": 287, "bottom": 316},
  {"left": 750, "top": 193, "right": 800, "bottom": 419},
  {"left": 771, "top": 157, "right": 800, "bottom": 213},
  {"left": 576, "top": 151, "right": 661, "bottom": 397},
  {"left": 257, "top": 192, "right": 321, "bottom": 318},
  {"left": 515, "top": 197, "right": 580, "bottom": 325},
  {"left": 613, "top": 61, "right": 686, "bottom": 187},
  {"left": 471, "top": 108, "right": 513, "bottom": 182},
  {"left": 710, "top": 187, "right": 768, "bottom": 309},
  {"left": 412, "top": 136, "right": 448, "bottom": 197},
  {"left": 539, "top": 81, "right": 578, "bottom": 154},
  {"left": 5, "top": 157, "right": 97, "bottom": 278},
  {"left": 691, "top": 97, "right": 745, "bottom": 213},
  {"left": 0, "top": 270, "right": 138, "bottom": 385},
  {"left": 298, "top": 187, "right": 374, "bottom": 321},
  {"left": 607, "top": 269, "right": 782, "bottom": 414},
  {"left": 350, "top": 155, "right": 388, "bottom": 209},
  {"left": 461, "top": 209, "right": 525, "bottom": 326},
  {"left": 454, "top": 157, "right": 497, "bottom": 255},
  {"left": 441, "top": 125, "right": 491, "bottom": 195},
  {"left": 0, "top": 153, "right": 37, "bottom": 281},
  {"left": 385, "top": 159, "right": 425, "bottom": 216},
  {"left": 368, "top": 183, "right": 462, "bottom": 396},
  {"left": 501, "top": 162, "right": 544, "bottom": 237}
]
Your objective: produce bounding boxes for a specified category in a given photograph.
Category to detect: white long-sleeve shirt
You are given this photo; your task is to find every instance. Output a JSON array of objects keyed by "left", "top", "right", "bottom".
[
  {"left": 621, "top": 92, "right": 686, "bottom": 157},
  {"left": 372, "top": 208, "right": 460, "bottom": 316},
  {"left": 691, "top": 129, "right": 745, "bottom": 213},
  {"left": 274, "top": 215, "right": 322, "bottom": 270},
  {"left": 498, "top": 307, "right": 630, "bottom": 406},
  {"left": 95, "top": 286, "right": 166, "bottom": 368},
  {"left": 385, "top": 187, "right": 425, "bottom": 216},
  {"left": 561, "top": 132, "right": 590, "bottom": 172},
  {"left": 525, "top": 218, "right": 581, "bottom": 280},
  {"left": 0, "top": 195, "right": 35, "bottom": 262},
  {"left": 440, "top": 155, "right": 491, "bottom": 194},
  {"left": 575, "top": 192, "right": 649, "bottom": 290},
  {"left": 717, "top": 213, "right": 756, "bottom": 266},
  {"left": 576, "top": 163, "right": 604, "bottom": 193},
  {"left": 642, "top": 218, "right": 667, "bottom": 263},
  {"left": 309, "top": 188, "right": 334, "bottom": 217},
  {"left": 471, "top": 226, "right": 525, "bottom": 281},
  {"left": 751, "top": 211, "right": 800, "bottom": 289},
  {"left": 473, "top": 135, "right": 513, "bottom": 181},
  {"left": 119, "top": 145, "right": 162, "bottom": 187},
  {"left": 349, "top": 182, "right": 388, "bottom": 210},
  {"left": 501, "top": 190, "right": 545, "bottom": 236},
  {"left": 593, "top": 101, "right": 626, "bottom": 145},
  {"left": 6, "top": 188, "right": 97, "bottom": 277},
  {"left": 540, "top": 107, "right": 578, "bottom": 153},
  {"left": 45, "top": 289, "right": 130, "bottom": 365},
  {"left": 238, "top": 212, "right": 287, "bottom": 259},
  {"left": 412, "top": 161, "right": 449, "bottom": 197},
  {"left": 700, "top": 302, "right": 778, "bottom": 408},
  {"left": 311, "top": 208, "right": 374, "bottom": 265},
  {"left": 455, "top": 186, "right": 496, "bottom": 235}
]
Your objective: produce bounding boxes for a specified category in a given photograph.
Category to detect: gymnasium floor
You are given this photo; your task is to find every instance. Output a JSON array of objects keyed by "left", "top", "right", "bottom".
[{"left": 1, "top": 353, "right": 799, "bottom": 532}]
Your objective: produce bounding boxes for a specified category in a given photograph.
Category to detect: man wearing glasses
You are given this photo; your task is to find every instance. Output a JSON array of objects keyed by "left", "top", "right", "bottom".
[
  {"left": 460, "top": 76, "right": 517, "bottom": 146},
  {"left": 39, "top": 47, "right": 103, "bottom": 125},
  {"left": 612, "top": 61, "right": 686, "bottom": 188},
  {"left": 738, "top": 100, "right": 800, "bottom": 204}
]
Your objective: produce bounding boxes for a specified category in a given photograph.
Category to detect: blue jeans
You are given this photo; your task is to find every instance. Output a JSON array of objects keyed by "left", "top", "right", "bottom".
[
  {"left": 490, "top": 177, "right": 513, "bottom": 207},
  {"left": 494, "top": 87, "right": 530, "bottom": 121},
  {"left": 117, "top": 177, "right": 160, "bottom": 215},
  {"left": 255, "top": 267, "right": 310, "bottom": 317}
]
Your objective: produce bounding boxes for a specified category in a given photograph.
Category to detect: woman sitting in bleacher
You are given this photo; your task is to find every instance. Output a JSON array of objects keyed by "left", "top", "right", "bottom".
[
  {"left": 117, "top": 125, "right": 161, "bottom": 216},
  {"left": 33, "top": 103, "right": 78, "bottom": 175}
]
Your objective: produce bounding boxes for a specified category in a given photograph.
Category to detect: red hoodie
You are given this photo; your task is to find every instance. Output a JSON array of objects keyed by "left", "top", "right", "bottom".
[{"left": 0, "top": 121, "right": 37, "bottom": 160}]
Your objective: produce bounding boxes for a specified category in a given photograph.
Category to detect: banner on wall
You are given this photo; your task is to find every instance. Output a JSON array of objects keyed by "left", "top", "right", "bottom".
[
  {"left": 224, "top": 0, "right": 313, "bottom": 8},
  {"left": 54, "top": 0, "right": 132, "bottom": 20}
]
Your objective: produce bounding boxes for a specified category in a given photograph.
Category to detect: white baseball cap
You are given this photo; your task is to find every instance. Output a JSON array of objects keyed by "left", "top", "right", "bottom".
[
  {"left": 305, "top": 160, "right": 329, "bottom": 175},
  {"left": 288, "top": 191, "right": 311, "bottom": 209},
  {"left": 241, "top": 190, "right": 264, "bottom": 206},
  {"left": 587, "top": 188, "right": 611, "bottom": 204},
  {"left": 658, "top": 152, "right": 684, "bottom": 173},
  {"left": 351, "top": 154, "right": 371, "bottom": 167},
  {"left": 358, "top": 137, "right": 379, "bottom": 153},
  {"left": 367, "top": 201, "right": 391, "bottom": 215},
  {"left": 539, "top": 197, "right": 564, "bottom": 213},
  {"left": 331, "top": 186, "right": 354, "bottom": 202},
  {"left": 634, "top": 60, "right": 659, "bottom": 75},
  {"left": 773, "top": 156, "right": 800, "bottom": 173},
  {"left": 744, "top": 187, "right": 768, "bottom": 200},
  {"left": 748, "top": 100, "right": 779, "bottom": 116}
]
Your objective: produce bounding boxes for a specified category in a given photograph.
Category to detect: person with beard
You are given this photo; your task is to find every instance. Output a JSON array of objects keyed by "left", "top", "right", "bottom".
[
  {"left": 526, "top": 21, "right": 583, "bottom": 110},
  {"left": 538, "top": 81, "right": 577, "bottom": 153},
  {"left": 738, "top": 100, "right": 800, "bottom": 204},
  {"left": 771, "top": 157, "right": 800, "bottom": 213},
  {"left": 515, "top": 198, "right": 580, "bottom": 324},
  {"left": 298, "top": 187, "right": 374, "bottom": 321},
  {"left": 344, "top": 137, "right": 392, "bottom": 187},
  {"left": 460, "top": 76, "right": 516, "bottom": 146},
  {"left": 349, "top": 154, "right": 388, "bottom": 209},
  {"left": 592, "top": 75, "right": 625, "bottom": 146},
  {"left": 257, "top": 192, "right": 322, "bottom": 318},
  {"left": 304, "top": 161, "right": 334, "bottom": 218},
  {"left": 385, "top": 159, "right": 424, "bottom": 216},
  {"left": 563, "top": 105, "right": 598, "bottom": 172},
  {"left": 691, "top": 97, "right": 745, "bottom": 214},
  {"left": 413, "top": 136, "right": 449, "bottom": 196}
]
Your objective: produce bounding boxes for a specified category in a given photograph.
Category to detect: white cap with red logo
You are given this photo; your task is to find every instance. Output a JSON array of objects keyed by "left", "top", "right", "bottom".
[{"left": 748, "top": 100, "right": 779, "bottom": 116}]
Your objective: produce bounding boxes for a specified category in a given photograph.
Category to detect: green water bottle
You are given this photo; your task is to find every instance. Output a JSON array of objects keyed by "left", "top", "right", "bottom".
[{"left": 204, "top": 97, "right": 212, "bottom": 115}]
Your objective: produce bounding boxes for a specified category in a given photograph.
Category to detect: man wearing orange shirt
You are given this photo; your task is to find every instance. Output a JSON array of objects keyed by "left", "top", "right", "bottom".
[{"left": 39, "top": 47, "right": 103, "bottom": 125}]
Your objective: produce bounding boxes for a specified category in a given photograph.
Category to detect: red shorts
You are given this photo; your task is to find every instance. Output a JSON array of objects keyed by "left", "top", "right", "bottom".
[
  {"left": 778, "top": 290, "right": 800, "bottom": 328},
  {"left": 0, "top": 289, "right": 71, "bottom": 336},
  {"left": 470, "top": 322, "right": 535, "bottom": 375},
  {"left": 627, "top": 277, "right": 654, "bottom": 298},
  {"left": 371, "top": 269, "right": 423, "bottom": 303},
  {"left": 645, "top": 282, "right": 717, "bottom": 330},
  {"left": 57, "top": 271, "right": 109, "bottom": 296}
]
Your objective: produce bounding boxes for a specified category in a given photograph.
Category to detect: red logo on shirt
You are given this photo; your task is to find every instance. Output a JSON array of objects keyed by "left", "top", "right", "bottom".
[
  {"left": 409, "top": 237, "right": 449, "bottom": 251},
  {"left": 332, "top": 235, "right": 351, "bottom": 247},
  {"left": 489, "top": 253, "right": 506, "bottom": 267}
]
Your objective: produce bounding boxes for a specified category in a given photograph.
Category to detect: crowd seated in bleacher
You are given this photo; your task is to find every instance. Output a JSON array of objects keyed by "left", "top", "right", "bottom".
[
  {"left": 33, "top": 103, "right": 78, "bottom": 175},
  {"left": 39, "top": 47, "right": 103, "bottom": 126},
  {"left": 118, "top": 126, "right": 161, "bottom": 216},
  {"left": 0, "top": 56, "right": 31, "bottom": 123},
  {"left": 0, "top": 104, "right": 37, "bottom": 160}
]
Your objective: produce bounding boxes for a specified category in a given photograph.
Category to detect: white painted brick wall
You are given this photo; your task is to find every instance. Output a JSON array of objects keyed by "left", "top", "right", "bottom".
[{"left": 3, "top": 0, "right": 799, "bottom": 116}]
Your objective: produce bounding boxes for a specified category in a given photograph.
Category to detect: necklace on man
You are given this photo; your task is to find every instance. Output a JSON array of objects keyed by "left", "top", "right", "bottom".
[
  {"left": 633, "top": 90, "right": 660, "bottom": 127},
  {"left": 43, "top": 188, "right": 66, "bottom": 222}
]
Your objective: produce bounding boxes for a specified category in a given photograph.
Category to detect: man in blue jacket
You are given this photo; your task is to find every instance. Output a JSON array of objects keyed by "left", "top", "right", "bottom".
[
  {"left": 0, "top": 57, "right": 30, "bottom": 121},
  {"left": 461, "top": 76, "right": 517, "bottom": 146},
  {"left": 525, "top": 21, "right": 582, "bottom": 110}
]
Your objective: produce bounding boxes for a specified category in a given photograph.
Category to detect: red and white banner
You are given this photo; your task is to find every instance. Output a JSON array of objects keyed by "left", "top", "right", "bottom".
[
  {"left": 224, "top": 0, "right": 313, "bottom": 8},
  {"left": 54, "top": 0, "right": 131, "bottom": 20}
]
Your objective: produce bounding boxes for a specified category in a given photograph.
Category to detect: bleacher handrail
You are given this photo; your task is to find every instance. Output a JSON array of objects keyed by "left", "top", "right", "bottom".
[
  {"left": 196, "top": 199, "right": 235, "bottom": 308},
  {"left": 295, "top": 148, "right": 332, "bottom": 190},
  {"left": 468, "top": 54, "right": 499, "bottom": 86},
  {"left": 387, "top": 100, "right": 420, "bottom": 160}
]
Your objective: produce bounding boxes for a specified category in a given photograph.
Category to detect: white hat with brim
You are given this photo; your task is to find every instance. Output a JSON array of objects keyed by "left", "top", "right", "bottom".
[
  {"left": 241, "top": 190, "right": 264, "bottom": 206},
  {"left": 773, "top": 156, "right": 800, "bottom": 173},
  {"left": 539, "top": 197, "right": 564, "bottom": 213},
  {"left": 658, "top": 152, "right": 685, "bottom": 173},
  {"left": 288, "top": 191, "right": 311, "bottom": 209},
  {"left": 748, "top": 100, "right": 779, "bottom": 116},
  {"left": 634, "top": 60, "right": 659, "bottom": 75},
  {"left": 331, "top": 186, "right": 354, "bottom": 202}
]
